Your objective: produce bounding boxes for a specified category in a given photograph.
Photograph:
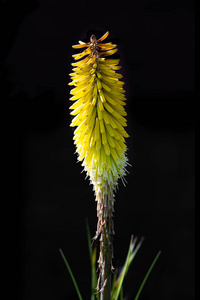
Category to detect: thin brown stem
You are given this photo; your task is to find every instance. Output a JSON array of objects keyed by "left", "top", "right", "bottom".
[
  {"left": 100, "top": 222, "right": 112, "bottom": 300},
  {"left": 93, "top": 189, "right": 114, "bottom": 299}
]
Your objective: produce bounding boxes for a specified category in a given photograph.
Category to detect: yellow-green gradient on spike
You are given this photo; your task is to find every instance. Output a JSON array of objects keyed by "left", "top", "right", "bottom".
[{"left": 69, "top": 32, "right": 129, "bottom": 199}]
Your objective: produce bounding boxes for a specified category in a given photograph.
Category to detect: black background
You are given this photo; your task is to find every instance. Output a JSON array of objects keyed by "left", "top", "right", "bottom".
[{"left": 1, "top": 0, "right": 195, "bottom": 299}]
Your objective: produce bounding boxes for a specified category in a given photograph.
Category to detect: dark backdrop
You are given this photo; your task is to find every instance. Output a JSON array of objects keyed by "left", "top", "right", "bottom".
[{"left": 1, "top": 0, "right": 195, "bottom": 299}]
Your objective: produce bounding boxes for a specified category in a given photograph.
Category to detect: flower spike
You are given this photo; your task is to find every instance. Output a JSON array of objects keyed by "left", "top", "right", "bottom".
[{"left": 69, "top": 31, "right": 129, "bottom": 292}]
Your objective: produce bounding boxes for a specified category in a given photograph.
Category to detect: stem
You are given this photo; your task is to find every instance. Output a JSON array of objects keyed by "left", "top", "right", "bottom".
[
  {"left": 100, "top": 222, "right": 112, "bottom": 300},
  {"left": 94, "top": 190, "right": 114, "bottom": 299}
]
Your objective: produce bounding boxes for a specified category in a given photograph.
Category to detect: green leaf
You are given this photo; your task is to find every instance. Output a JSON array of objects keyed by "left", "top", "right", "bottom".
[
  {"left": 86, "top": 219, "right": 99, "bottom": 300},
  {"left": 134, "top": 251, "right": 161, "bottom": 300},
  {"left": 111, "top": 236, "right": 144, "bottom": 300},
  {"left": 111, "top": 271, "right": 117, "bottom": 293},
  {"left": 59, "top": 248, "right": 83, "bottom": 300},
  {"left": 120, "top": 286, "right": 123, "bottom": 300}
]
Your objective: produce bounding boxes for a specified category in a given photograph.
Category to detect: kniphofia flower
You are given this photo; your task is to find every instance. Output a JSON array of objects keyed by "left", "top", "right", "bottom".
[{"left": 69, "top": 31, "right": 129, "bottom": 291}]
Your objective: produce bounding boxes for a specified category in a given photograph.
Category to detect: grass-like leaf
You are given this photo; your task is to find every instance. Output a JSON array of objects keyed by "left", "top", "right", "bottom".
[
  {"left": 59, "top": 248, "right": 83, "bottom": 300},
  {"left": 134, "top": 251, "right": 161, "bottom": 300},
  {"left": 120, "top": 286, "right": 123, "bottom": 300},
  {"left": 111, "top": 236, "right": 144, "bottom": 300},
  {"left": 86, "top": 220, "right": 99, "bottom": 300},
  {"left": 60, "top": 225, "right": 161, "bottom": 300}
]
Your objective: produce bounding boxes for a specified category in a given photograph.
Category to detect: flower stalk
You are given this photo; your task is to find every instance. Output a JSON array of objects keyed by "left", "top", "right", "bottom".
[
  {"left": 69, "top": 31, "right": 129, "bottom": 298},
  {"left": 100, "top": 219, "right": 112, "bottom": 300}
]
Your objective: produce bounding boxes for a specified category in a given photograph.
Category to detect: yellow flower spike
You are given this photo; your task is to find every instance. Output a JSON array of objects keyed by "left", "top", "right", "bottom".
[{"left": 69, "top": 32, "right": 129, "bottom": 291}]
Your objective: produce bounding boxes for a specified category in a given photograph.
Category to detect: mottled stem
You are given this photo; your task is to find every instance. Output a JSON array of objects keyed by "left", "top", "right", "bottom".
[
  {"left": 100, "top": 221, "right": 112, "bottom": 300},
  {"left": 94, "top": 189, "right": 114, "bottom": 300}
]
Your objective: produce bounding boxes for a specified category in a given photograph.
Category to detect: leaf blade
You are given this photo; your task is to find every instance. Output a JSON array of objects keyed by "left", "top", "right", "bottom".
[
  {"left": 134, "top": 251, "right": 161, "bottom": 300},
  {"left": 86, "top": 220, "right": 99, "bottom": 300},
  {"left": 59, "top": 248, "right": 83, "bottom": 300}
]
